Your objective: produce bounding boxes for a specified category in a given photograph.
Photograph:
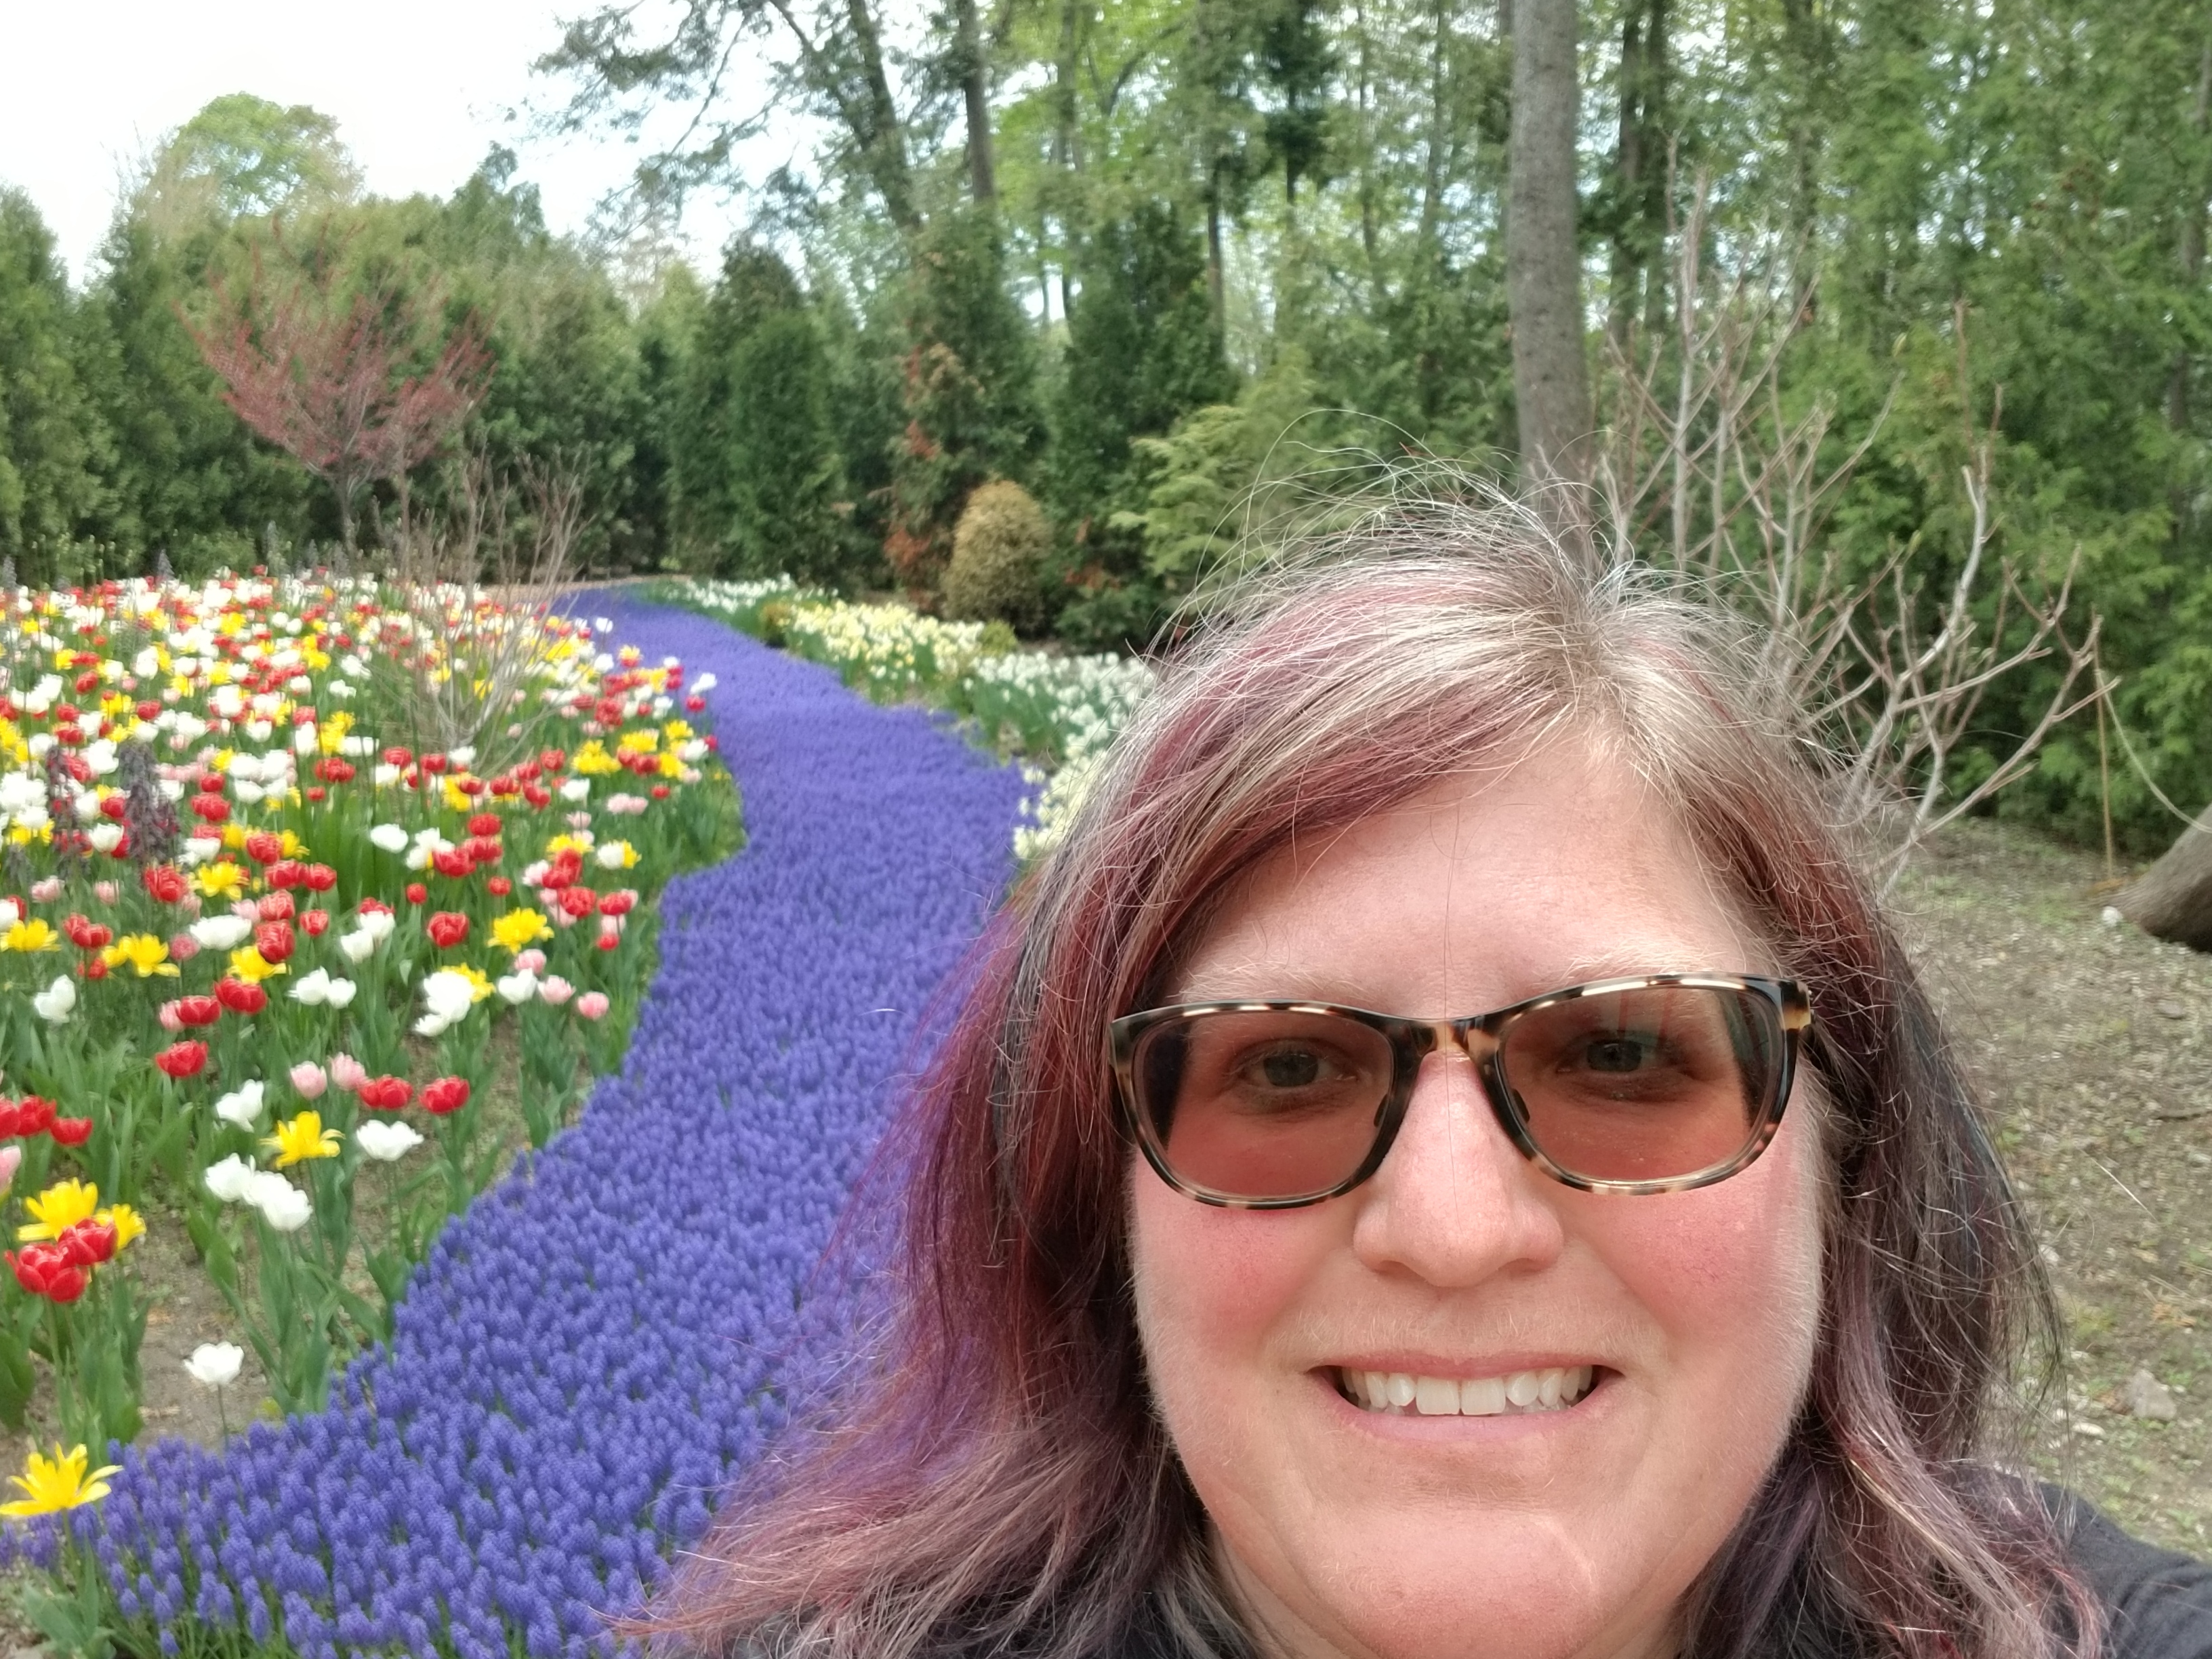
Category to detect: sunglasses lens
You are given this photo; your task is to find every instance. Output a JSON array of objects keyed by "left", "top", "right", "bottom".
[
  {"left": 1498, "top": 984, "right": 1782, "bottom": 1184},
  {"left": 1132, "top": 1010, "right": 1395, "bottom": 1201}
]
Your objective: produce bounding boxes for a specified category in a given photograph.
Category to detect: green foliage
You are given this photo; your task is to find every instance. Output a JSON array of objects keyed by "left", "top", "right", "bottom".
[
  {"left": 1114, "top": 348, "right": 1321, "bottom": 589},
  {"left": 887, "top": 210, "right": 1044, "bottom": 587},
  {"left": 669, "top": 244, "right": 857, "bottom": 586},
  {"left": 138, "top": 92, "right": 360, "bottom": 232},
  {"left": 0, "top": 190, "right": 109, "bottom": 578},
  {"left": 944, "top": 479, "right": 1051, "bottom": 628}
]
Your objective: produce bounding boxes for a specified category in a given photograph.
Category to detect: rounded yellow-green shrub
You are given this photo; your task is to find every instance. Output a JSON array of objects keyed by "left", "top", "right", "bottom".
[{"left": 943, "top": 480, "right": 1050, "bottom": 631}]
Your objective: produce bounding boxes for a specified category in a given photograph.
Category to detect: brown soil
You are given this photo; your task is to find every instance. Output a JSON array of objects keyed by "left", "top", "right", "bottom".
[{"left": 1893, "top": 819, "right": 2212, "bottom": 1554}]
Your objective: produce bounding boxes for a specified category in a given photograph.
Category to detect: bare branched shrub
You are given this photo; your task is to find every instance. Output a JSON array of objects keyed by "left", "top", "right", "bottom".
[
  {"left": 378, "top": 453, "right": 586, "bottom": 778},
  {"left": 1597, "top": 163, "right": 2103, "bottom": 890}
]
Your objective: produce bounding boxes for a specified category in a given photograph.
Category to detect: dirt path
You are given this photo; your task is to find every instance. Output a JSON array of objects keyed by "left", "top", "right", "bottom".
[{"left": 1893, "top": 821, "right": 2211, "bottom": 1553}]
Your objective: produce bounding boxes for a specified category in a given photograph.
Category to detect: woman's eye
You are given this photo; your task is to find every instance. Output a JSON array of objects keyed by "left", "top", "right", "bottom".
[
  {"left": 1242, "top": 1047, "right": 1336, "bottom": 1088},
  {"left": 1580, "top": 1036, "right": 1651, "bottom": 1073}
]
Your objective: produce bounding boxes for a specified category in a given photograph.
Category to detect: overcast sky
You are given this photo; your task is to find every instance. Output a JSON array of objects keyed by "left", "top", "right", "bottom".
[{"left": 0, "top": 0, "right": 773, "bottom": 285}]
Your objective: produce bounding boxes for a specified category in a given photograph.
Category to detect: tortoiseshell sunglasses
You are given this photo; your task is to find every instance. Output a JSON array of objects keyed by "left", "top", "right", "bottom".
[{"left": 1109, "top": 974, "right": 1811, "bottom": 1209}]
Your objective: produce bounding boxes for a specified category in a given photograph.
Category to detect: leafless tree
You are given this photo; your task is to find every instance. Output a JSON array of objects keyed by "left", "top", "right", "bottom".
[{"left": 1597, "top": 167, "right": 2104, "bottom": 891}]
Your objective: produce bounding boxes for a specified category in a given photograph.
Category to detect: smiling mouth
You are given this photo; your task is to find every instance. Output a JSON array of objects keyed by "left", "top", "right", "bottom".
[{"left": 1335, "top": 1364, "right": 1600, "bottom": 1416}]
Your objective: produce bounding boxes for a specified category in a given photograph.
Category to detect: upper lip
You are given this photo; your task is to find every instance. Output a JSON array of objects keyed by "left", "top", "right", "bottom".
[{"left": 1324, "top": 1353, "right": 1607, "bottom": 1378}]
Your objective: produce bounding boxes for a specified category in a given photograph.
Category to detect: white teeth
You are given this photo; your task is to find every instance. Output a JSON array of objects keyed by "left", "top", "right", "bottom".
[
  {"left": 1342, "top": 1365, "right": 1595, "bottom": 1417},
  {"left": 1414, "top": 1376, "right": 1458, "bottom": 1415},
  {"left": 1460, "top": 1374, "right": 1507, "bottom": 1415}
]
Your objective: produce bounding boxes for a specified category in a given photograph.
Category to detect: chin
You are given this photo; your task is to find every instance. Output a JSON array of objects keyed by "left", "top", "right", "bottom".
[{"left": 1225, "top": 1520, "right": 1681, "bottom": 1659}]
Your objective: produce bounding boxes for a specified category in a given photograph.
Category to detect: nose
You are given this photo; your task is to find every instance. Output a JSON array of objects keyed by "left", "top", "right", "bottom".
[{"left": 1348, "top": 1045, "right": 1566, "bottom": 1286}]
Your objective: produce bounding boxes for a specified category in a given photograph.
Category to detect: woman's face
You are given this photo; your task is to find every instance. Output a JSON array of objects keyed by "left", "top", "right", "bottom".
[{"left": 1127, "top": 745, "right": 1825, "bottom": 1659}]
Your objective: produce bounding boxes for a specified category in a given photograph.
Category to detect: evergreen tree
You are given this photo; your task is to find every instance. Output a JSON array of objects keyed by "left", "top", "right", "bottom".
[
  {"left": 672, "top": 244, "right": 853, "bottom": 584},
  {"left": 0, "top": 190, "right": 110, "bottom": 578},
  {"left": 886, "top": 209, "right": 1044, "bottom": 588}
]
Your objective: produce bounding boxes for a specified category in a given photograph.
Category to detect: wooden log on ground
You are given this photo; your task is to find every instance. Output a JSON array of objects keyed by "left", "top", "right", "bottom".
[{"left": 2118, "top": 819, "right": 2212, "bottom": 951}]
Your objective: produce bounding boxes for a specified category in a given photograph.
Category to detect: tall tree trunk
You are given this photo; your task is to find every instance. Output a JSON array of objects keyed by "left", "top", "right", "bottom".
[
  {"left": 846, "top": 0, "right": 920, "bottom": 231},
  {"left": 1608, "top": 0, "right": 1665, "bottom": 349},
  {"left": 1507, "top": 0, "right": 1593, "bottom": 490},
  {"left": 2168, "top": 31, "right": 2212, "bottom": 432},
  {"left": 1054, "top": 0, "right": 1082, "bottom": 316},
  {"left": 1206, "top": 188, "right": 1226, "bottom": 325},
  {"left": 953, "top": 0, "right": 998, "bottom": 205}
]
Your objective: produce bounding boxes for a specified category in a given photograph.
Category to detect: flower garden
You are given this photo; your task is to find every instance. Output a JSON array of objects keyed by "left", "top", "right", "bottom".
[{"left": 0, "top": 575, "right": 1139, "bottom": 1658}]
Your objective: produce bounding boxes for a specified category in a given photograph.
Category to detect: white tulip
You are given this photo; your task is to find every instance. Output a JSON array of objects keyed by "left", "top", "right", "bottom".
[
  {"left": 190, "top": 915, "right": 255, "bottom": 952},
  {"left": 337, "top": 929, "right": 375, "bottom": 963},
  {"left": 183, "top": 1342, "right": 244, "bottom": 1388},
  {"left": 289, "top": 968, "right": 333, "bottom": 1006},
  {"left": 356, "top": 909, "right": 395, "bottom": 943},
  {"left": 245, "top": 1171, "right": 311, "bottom": 1232},
  {"left": 203, "top": 1154, "right": 255, "bottom": 1204},
  {"left": 495, "top": 970, "right": 537, "bottom": 1005},
  {"left": 323, "top": 976, "right": 356, "bottom": 1010},
  {"left": 30, "top": 975, "right": 74, "bottom": 1025},
  {"left": 373, "top": 763, "right": 403, "bottom": 787},
  {"left": 559, "top": 777, "right": 590, "bottom": 803},
  {"left": 232, "top": 781, "right": 265, "bottom": 805},
  {"left": 86, "top": 823, "right": 125, "bottom": 853},
  {"left": 354, "top": 1120, "right": 424, "bottom": 1163},
  {"left": 367, "top": 823, "right": 408, "bottom": 853},
  {"left": 213, "top": 1081, "right": 266, "bottom": 1130},
  {"left": 448, "top": 745, "right": 476, "bottom": 769}
]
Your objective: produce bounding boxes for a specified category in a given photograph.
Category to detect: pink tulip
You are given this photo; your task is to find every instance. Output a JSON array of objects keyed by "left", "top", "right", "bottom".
[
  {"left": 28, "top": 877, "right": 60, "bottom": 903},
  {"left": 329, "top": 1052, "right": 369, "bottom": 1093},
  {"left": 157, "top": 1000, "right": 186, "bottom": 1033},
  {"left": 575, "top": 991, "right": 610, "bottom": 1021},
  {"left": 168, "top": 934, "right": 199, "bottom": 963},
  {"left": 93, "top": 881, "right": 119, "bottom": 905},
  {"left": 513, "top": 949, "right": 547, "bottom": 975},
  {"left": 231, "top": 900, "right": 260, "bottom": 920},
  {"left": 182, "top": 893, "right": 203, "bottom": 916},
  {"left": 289, "top": 1061, "right": 329, "bottom": 1101},
  {"left": 0, "top": 1145, "right": 20, "bottom": 1193},
  {"left": 537, "top": 975, "right": 574, "bottom": 1007}
]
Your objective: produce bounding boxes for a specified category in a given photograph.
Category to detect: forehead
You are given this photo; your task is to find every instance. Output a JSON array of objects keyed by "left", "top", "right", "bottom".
[{"left": 1169, "top": 741, "right": 1765, "bottom": 1012}]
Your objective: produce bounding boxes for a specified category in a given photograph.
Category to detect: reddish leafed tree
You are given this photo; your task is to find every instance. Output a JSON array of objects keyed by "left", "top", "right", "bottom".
[{"left": 185, "top": 230, "right": 491, "bottom": 552}]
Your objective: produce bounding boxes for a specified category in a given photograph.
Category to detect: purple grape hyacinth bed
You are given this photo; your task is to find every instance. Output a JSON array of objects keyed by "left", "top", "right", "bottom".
[{"left": 14, "top": 598, "right": 1029, "bottom": 1659}]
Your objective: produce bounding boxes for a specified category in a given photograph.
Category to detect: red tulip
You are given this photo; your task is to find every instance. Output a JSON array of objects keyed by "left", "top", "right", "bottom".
[
  {"left": 357, "top": 1076, "right": 413, "bottom": 1111},
  {"left": 382, "top": 745, "right": 413, "bottom": 767},
  {"left": 258, "top": 890, "right": 295, "bottom": 923},
  {"left": 420, "top": 753, "right": 448, "bottom": 775},
  {"left": 420, "top": 1077, "right": 471, "bottom": 1116},
  {"left": 538, "top": 748, "right": 567, "bottom": 774},
  {"left": 522, "top": 783, "right": 552, "bottom": 808},
  {"left": 155, "top": 1041, "right": 208, "bottom": 1080},
  {"left": 598, "top": 890, "right": 636, "bottom": 917},
  {"left": 56, "top": 1220, "right": 115, "bottom": 1268},
  {"left": 173, "top": 994, "right": 221, "bottom": 1027},
  {"left": 142, "top": 864, "right": 189, "bottom": 903},
  {"left": 426, "top": 912, "right": 470, "bottom": 949},
  {"left": 215, "top": 977, "right": 268, "bottom": 1016},
  {"left": 302, "top": 909, "right": 330, "bottom": 937},
  {"left": 83, "top": 956, "right": 110, "bottom": 981},
  {"left": 302, "top": 863, "right": 337, "bottom": 892},
  {"left": 405, "top": 882, "right": 428, "bottom": 906},
  {"left": 243, "top": 831, "right": 285, "bottom": 865},
  {"left": 189, "top": 794, "right": 230, "bottom": 823},
  {"left": 253, "top": 920, "right": 294, "bottom": 964},
  {"left": 595, "top": 932, "right": 620, "bottom": 952},
  {"left": 487, "top": 876, "right": 512, "bottom": 897},
  {"left": 432, "top": 847, "right": 473, "bottom": 880},
  {"left": 266, "top": 859, "right": 307, "bottom": 890},
  {"left": 7, "top": 1245, "right": 87, "bottom": 1303},
  {"left": 63, "top": 914, "right": 111, "bottom": 951},
  {"left": 197, "top": 774, "right": 226, "bottom": 795},
  {"left": 467, "top": 813, "right": 501, "bottom": 838},
  {"left": 651, "top": 785, "right": 671, "bottom": 800},
  {"left": 48, "top": 1117, "right": 92, "bottom": 1147},
  {"left": 558, "top": 886, "right": 598, "bottom": 920}
]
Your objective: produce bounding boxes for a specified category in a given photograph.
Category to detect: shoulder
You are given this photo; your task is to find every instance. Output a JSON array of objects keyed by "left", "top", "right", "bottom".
[{"left": 2047, "top": 1488, "right": 2212, "bottom": 1659}]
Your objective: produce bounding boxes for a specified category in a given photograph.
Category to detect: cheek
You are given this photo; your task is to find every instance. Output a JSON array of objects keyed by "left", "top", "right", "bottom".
[
  {"left": 1597, "top": 1107, "right": 1826, "bottom": 1401},
  {"left": 1127, "top": 1164, "right": 1340, "bottom": 1450}
]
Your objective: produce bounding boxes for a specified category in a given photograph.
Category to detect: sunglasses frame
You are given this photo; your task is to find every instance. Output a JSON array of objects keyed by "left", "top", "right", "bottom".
[{"left": 1109, "top": 972, "right": 1811, "bottom": 1209}]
